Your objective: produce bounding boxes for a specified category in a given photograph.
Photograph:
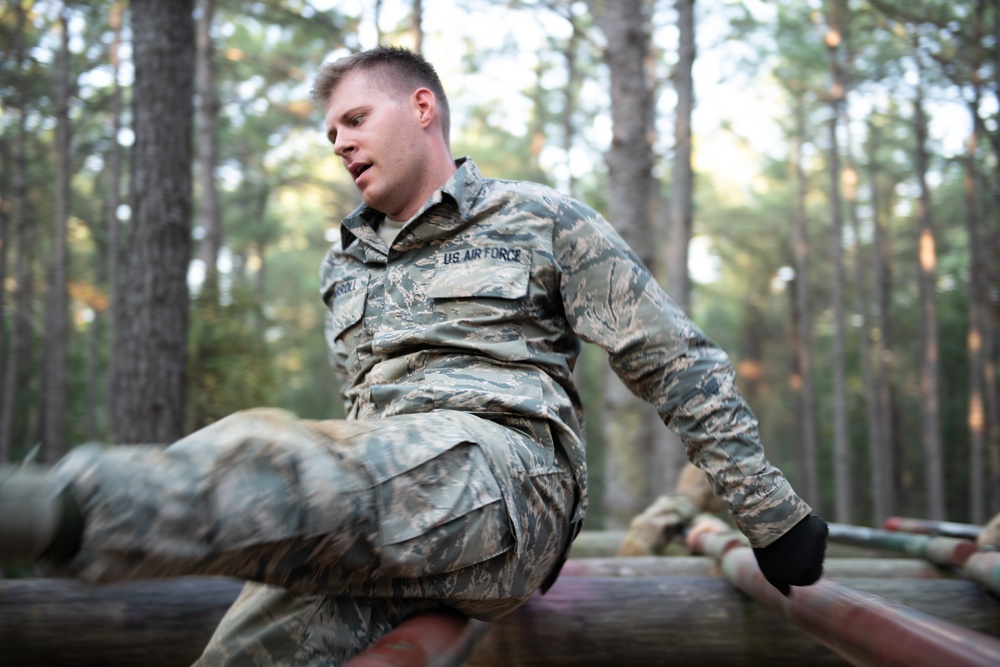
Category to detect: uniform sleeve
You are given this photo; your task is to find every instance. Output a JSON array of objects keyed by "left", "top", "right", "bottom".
[{"left": 552, "top": 199, "right": 810, "bottom": 547}]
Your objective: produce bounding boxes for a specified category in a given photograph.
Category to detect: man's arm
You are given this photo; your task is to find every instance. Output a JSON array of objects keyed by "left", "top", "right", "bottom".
[{"left": 552, "top": 199, "right": 824, "bottom": 589}]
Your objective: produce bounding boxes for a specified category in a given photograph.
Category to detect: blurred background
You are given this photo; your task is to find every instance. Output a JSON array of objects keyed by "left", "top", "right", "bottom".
[{"left": 0, "top": 0, "right": 996, "bottom": 530}]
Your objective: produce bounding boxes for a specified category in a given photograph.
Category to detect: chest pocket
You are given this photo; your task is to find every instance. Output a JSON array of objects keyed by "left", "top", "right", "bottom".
[
  {"left": 427, "top": 246, "right": 531, "bottom": 302},
  {"left": 322, "top": 273, "right": 369, "bottom": 374},
  {"left": 324, "top": 274, "right": 369, "bottom": 334}
]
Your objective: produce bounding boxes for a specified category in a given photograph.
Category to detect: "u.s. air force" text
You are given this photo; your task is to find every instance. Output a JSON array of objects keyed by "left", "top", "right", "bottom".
[{"left": 442, "top": 246, "right": 523, "bottom": 265}]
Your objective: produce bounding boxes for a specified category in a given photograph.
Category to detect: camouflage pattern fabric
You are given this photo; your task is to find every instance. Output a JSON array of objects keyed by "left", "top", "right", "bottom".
[
  {"left": 322, "top": 157, "right": 811, "bottom": 548},
  {"left": 54, "top": 407, "right": 574, "bottom": 663}
]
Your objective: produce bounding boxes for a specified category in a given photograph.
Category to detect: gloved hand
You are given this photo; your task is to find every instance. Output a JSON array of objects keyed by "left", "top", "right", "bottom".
[{"left": 752, "top": 515, "right": 828, "bottom": 595}]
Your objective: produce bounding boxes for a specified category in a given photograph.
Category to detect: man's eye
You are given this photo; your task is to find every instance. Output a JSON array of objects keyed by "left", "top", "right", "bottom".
[{"left": 351, "top": 115, "right": 364, "bottom": 126}]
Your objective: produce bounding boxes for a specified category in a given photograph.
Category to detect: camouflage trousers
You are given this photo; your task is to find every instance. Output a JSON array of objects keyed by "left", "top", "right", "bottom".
[{"left": 53, "top": 408, "right": 576, "bottom": 665}]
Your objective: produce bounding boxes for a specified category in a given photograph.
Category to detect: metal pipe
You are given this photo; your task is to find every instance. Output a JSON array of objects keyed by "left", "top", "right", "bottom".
[
  {"left": 692, "top": 531, "right": 1000, "bottom": 667},
  {"left": 343, "top": 611, "right": 491, "bottom": 667},
  {"left": 964, "top": 550, "right": 1000, "bottom": 597},
  {"left": 828, "top": 522, "right": 977, "bottom": 568},
  {"left": 722, "top": 546, "right": 1000, "bottom": 666},
  {"left": 884, "top": 517, "right": 983, "bottom": 540}
]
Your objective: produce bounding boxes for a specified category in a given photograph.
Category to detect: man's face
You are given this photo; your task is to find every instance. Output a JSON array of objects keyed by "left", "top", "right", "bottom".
[{"left": 324, "top": 71, "right": 425, "bottom": 220}]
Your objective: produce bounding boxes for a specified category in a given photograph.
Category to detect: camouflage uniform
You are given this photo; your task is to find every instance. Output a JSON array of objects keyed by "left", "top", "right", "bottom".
[{"left": 53, "top": 157, "right": 809, "bottom": 664}]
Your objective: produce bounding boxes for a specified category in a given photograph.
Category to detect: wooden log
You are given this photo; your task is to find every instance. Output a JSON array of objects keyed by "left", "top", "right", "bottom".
[
  {"left": 465, "top": 575, "right": 1000, "bottom": 666},
  {"left": 0, "top": 577, "right": 242, "bottom": 667},
  {"left": 3, "top": 573, "right": 996, "bottom": 666},
  {"left": 560, "top": 556, "right": 944, "bottom": 580},
  {"left": 466, "top": 575, "right": 849, "bottom": 666},
  {"left": 560, "top": 556, "right": 717, "bottom": 577},
  {"left": 566, "top": 530, "right": 629, "bottom": 558},
  {"left": 828, "top": 577, "right": 1000, "bottom": 639}
]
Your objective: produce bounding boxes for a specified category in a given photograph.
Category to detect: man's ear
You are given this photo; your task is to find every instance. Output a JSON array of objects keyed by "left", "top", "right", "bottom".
[{"left": 412, "top": 87, "right": 437, "bottom": 129}]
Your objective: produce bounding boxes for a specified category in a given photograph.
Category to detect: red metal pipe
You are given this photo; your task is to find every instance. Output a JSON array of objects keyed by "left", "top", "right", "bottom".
[
  {"left": 691, "top": 529, "right": 1000, "bottom": 667},
  {"left": 343, "top": 611, "right": 490, "bottom": 667}
]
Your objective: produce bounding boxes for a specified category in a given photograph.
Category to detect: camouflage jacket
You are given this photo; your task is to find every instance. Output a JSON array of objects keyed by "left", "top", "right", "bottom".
[{"left": 319, "top": 158, "right": 810, "bottom": 547}]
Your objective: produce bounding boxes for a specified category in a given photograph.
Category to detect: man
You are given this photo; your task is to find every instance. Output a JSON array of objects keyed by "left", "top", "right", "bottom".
[{"left": 0, "top": 46, "right": 826, "bottom": 664}]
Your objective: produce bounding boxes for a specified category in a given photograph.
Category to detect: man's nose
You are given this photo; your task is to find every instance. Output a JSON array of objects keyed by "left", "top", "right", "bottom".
[{"left": 333, "top": 133, "right": 354, "bottom": 158}]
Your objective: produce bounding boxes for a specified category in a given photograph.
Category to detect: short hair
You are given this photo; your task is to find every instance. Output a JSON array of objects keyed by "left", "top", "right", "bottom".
[{"left": 311, "top": 46, "right": 451, "bottom": 143}]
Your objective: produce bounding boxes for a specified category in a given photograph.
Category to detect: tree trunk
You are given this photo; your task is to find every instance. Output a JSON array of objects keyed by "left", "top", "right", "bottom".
[
  {"left": 0, "top": 32, "right": 16, "bottom": 422},
  {"left": 987, "top": 327, "right": 1000, "bottom": 514},
  {"left": 668, "top": 0, "right": 695, "bottom": 316},
  {"left": 374, "top": 0, "right": 384, "bottom": 45},
  {"left": 966, "top": 0, "right": 988, "bottom": 524},
  {"left": 825, "top": 1, "right": 853, "bottom": 523},
  {"left": 990, "top": 4, "right": 1000, "bottom": 516},
  {"left": 0, "top": 1, "right": 30, "bottom": 463},
  {"left": 790, "top": 90, "right": 821, "bottom": 509},
  {"left": 105, "top": 0, "right": 125, "bottom": 438},
  {"left": 913, "top": 51, "right": 945, "bottom": 520},
  {"left": 0, "top": 139, "right": 7, "bottom": 401},
  {"left": 967, "top": 128, "right": 988, "bottom": 524},
  {"left": 196, "top": 0, "right": 222, "bottom": 292},
  {"left": 410, "top": 0, "right": 423, "bottom": 53},
  {"left": 844, "top": 119, "right": 884, "bottom": 526},
  {"left": 528, "top": 61, "right": 547, "bottom": 184},
  {"left": 84, "top": 315, "right": 100, "bottom": 440},
  {"left": 41, "top": 7, "right": 72, "bottom": 461},
  {"left": 867, "top": 112, "right": 897, "bottom": 523},
  {"left": 588, "top": 0, "right": 664, "bottom": 527},
  {"left": 113, "top": 0, "right": 195, "bottom": 445},
  {"left": 559, "top": 14, "right": 582, "bottom": 197}
]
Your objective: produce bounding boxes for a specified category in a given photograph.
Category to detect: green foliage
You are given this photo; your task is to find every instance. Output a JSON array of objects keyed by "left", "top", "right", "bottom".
[{"left": 186, "top": 285, "right": 277, "bottom": 431}]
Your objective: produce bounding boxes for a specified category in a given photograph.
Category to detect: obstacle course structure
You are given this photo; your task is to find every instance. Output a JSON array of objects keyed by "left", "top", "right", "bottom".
[{"left": 2, "top": 517, "right": 999, "bottom": 666}]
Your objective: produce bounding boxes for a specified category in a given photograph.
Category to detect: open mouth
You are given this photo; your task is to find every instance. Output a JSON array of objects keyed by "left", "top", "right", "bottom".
[{"left": 350, "top": 163, "right": 372, "bottom": 181}]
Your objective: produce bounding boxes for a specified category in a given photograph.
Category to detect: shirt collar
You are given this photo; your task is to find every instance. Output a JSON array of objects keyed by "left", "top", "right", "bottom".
[{"left": 338, "top": 157, "right": 485, "bottom": 251}]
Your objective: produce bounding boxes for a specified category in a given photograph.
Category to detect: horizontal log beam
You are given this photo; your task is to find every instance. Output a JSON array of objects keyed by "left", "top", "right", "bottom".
[
  {"left": 3, "top": 567, "right": 997, "bottom": 666},
  {"left": 0, "top": 577, "right": 242, "bottom": 667}
]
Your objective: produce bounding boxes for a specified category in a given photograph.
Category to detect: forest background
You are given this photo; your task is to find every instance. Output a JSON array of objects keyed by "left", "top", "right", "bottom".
[{"left": 2, "top": 0, "right": 998, "bottom": 532}]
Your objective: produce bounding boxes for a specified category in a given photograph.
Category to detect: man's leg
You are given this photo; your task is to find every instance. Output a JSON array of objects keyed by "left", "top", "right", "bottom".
[
  {"left": 0, "top": 408, "right": 574, "bottom": 662},
  {"left": 193, "top": 583, "right": 443, "bottom": 666}
]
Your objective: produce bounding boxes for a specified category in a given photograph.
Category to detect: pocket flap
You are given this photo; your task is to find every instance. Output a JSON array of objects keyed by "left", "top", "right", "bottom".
[
  {"left": 428, "top": 248, "right": 530, "bottom": 299},
  {"left": 323, "top": 273, "right": 368, "bottom": 337},
  {"left": 378, "top": 443, "right": 504, "bottom": 545}
]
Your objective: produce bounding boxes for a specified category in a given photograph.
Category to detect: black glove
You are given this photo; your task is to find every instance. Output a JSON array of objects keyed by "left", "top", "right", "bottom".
[{"left": 752, "top": 515, "right": 828, "bottom": 596}]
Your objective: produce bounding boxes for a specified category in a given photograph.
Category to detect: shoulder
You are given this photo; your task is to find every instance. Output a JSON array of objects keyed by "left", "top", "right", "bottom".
[{"left": 475, "top": 176, "right": 599, "bottom": 225}]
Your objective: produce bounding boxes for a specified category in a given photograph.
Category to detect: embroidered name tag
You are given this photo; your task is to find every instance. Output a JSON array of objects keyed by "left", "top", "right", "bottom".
[
  {"left": 441, "top": 246, "right": 523, "bottom": 265},
  {"left": 333, "top": 279, "right": 359, "bottom": 298}
]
